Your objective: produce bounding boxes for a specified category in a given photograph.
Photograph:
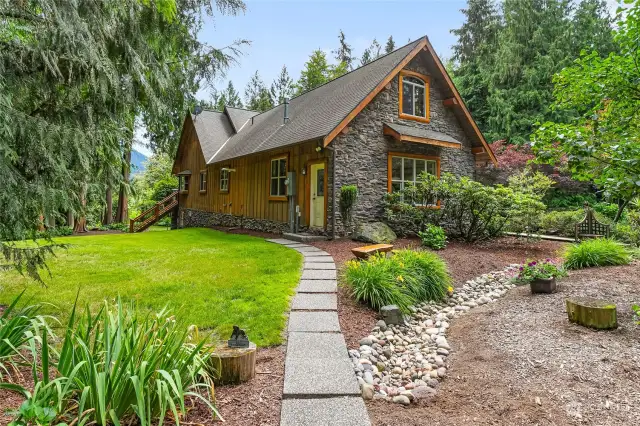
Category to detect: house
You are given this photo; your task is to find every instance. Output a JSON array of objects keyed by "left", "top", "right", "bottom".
[{"left": 171, "top": 36, "right": 497, "bottom": 237}]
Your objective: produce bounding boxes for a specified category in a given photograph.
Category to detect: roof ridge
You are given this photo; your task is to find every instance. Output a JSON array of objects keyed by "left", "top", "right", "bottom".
[{"left": 225, "top": 106, "right": 259, "bottom": 113}]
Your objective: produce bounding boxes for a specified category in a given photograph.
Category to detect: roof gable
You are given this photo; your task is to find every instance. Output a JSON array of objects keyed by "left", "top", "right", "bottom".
[{"left": 224, "top": 106, "right": 259, "bottom": 132}]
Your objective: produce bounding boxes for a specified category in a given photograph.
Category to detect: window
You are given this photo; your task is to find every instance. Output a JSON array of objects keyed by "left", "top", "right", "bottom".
[
  {"left": 399, "top": 70, "right": 429, "bottom": 122},
  {"left": 219, "top": 169, "right": 229, "bottom": 192},
  {"left": 270, "top": 156, "right": 288, "bottom": 199},
  {"left": 199, "top": 170, "right": 207, "bottom": 192},
  {"left": 388, "top": 153, "right": 439, "bottom": 206},
  {"left": 179, "top": 175, "right": 190, "bottom": 193}
]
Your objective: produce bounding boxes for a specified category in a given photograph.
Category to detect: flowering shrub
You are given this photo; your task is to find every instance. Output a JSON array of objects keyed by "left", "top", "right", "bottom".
[{"left": 514, "top": 259, "right": 566, "bottom": 282}]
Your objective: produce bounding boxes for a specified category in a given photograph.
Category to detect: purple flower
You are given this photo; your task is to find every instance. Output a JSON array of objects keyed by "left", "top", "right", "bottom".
[
  {"left": 532, "top": 261, "right": 537, "bottom": 265},
  {"left": 519, "top": 266, "right": 524, "bottom": 271}
]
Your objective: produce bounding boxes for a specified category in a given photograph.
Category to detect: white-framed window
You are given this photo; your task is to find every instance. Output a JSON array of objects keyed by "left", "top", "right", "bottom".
[
  {"left": 270, "top": 156, "right": 287, "bottom": 198},
  {"left": 389, "top": 154, "right": 438, "bottom": 206},
  {"left": 399, "top": 71, "right": 429, "bottom": 122},
  {"left": 199, "top": 170, "right": 207, "bottom": 192},
  {"left": 220, "top": 169, "right": 229, "bottom": 192}
]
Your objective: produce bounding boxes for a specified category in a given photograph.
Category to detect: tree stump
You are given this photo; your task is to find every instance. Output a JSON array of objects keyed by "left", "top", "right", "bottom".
[
  {"left": 210, "top": 342, "right": 257, "bottom": 385},
  {"left": 566, "top": 297, "right": 617, "bottom": 330}
]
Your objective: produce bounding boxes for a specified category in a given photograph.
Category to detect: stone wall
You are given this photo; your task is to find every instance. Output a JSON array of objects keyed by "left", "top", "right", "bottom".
[
  {"left": 328, "top": 55, "right": 477, "bottom": 234},
  {"left": 178, "top": 207, "right": 290, "bottom": 234}
]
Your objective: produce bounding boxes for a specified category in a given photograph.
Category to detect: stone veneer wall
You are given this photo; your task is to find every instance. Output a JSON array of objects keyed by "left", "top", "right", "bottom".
[
  {"left": 178, "top": 207, "right": 291, "bottom": 234},
  {"left": 328, "top": 56, "right": 476, "bottom": 235}
]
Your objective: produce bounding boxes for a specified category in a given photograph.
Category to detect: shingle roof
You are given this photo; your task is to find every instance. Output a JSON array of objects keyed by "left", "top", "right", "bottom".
[
  {"left": 383, "top": 122, "right": 461, "bottom": 145},
  {"left": 192, "top": 110, "right": 235, "bottom": 161},
  {"left": 225, "top": 106, "right": 259, "bottom": 132},
  {"left": 207, "top": 39, "right": 423, "bottom": 164}
]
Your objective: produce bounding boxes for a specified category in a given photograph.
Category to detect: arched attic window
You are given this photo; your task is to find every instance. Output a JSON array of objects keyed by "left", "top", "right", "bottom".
[{"left": 399, "top": 70, "right": 430, "bottom": 123}]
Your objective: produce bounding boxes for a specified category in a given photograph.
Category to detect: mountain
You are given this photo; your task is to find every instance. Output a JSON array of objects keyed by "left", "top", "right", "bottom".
[{"left": 131, "top": 150, "right": 148, "bottom": 176}]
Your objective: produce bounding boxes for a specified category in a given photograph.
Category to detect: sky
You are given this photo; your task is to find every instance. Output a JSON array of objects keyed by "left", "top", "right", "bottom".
[{"left": 135, "top": 0, "right": 622, "bottom": 156}]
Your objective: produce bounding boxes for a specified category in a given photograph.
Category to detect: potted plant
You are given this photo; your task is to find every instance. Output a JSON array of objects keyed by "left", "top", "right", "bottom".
[{"left": 515, "top": 259, "right": 567, "bottom": 294}]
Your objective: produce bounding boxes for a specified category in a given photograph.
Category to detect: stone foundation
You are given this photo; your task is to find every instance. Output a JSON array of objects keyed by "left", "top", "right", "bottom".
[{"left": 178, "top": 208, "right": 291, "bottom": 234}]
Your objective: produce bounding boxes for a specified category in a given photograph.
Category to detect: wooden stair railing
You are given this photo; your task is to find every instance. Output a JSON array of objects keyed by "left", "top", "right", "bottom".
[{"left": 129, "top": 191, "right": 178, "bottom": 233}]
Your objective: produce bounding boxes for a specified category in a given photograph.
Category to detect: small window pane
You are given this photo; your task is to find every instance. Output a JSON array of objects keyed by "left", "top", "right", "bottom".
[
  {"left": 403, "top": 158, "right": 414, "bottom": 182},
  {"left": 271, "top": 160, "right": 278, "bottom": 177},
  {"left": 404, "top": 76, "right": 424, "bottom": 86},
  {"left": 279, "top": 159, "right": 287, "bottom": 177},
  {"left": 391, "top": 182, "right": 402, "bottom": 192},
  {"left": 271, "top": 178, "right": 278, "bottom": 195},
  {"left": 392, "top": 157, "right": 402, "bottom": 180},
  {"left": 426, "top": 161, "right": 436, "bottom": 175},
  {"left": 402, "top": 82, "right": 413, "bottom": 115},
  {"left": 415, "top": 160, "right": 426, "bottom": 178},
  {"left": 414, "top": 85, "right": 425, "bottom": 117},
  {"left": 279, "top": 177, "right": 286, "bottom": 196},
  {"left": 316, "top": 169, "right": 324, "bottom": 196}
]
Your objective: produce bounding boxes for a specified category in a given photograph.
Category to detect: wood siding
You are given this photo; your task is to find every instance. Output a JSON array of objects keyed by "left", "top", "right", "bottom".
[{"left": 174, "top": 126, "right": 329, "bottom": 227}]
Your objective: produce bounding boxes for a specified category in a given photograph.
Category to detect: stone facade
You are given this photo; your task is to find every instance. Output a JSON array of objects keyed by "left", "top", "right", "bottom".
[
  {"left": 178, "top": 207, "right": 291, "bottom": 234},
  {"left": 328, "top": 56, "right": 476, "bottom": 234}
]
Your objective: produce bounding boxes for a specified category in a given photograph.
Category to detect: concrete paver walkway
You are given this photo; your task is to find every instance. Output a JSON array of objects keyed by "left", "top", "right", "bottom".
[{"left": 267, "top": 238, "right": 371, "bottom": 426}]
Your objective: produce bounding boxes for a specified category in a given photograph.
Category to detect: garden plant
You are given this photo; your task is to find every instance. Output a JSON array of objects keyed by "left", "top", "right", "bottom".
[
  {"left": 563, "top": 238, "right": 632, "bottom": 270},
  {"left": 417, "top": 224, "right": 447, "bottom": 250}
]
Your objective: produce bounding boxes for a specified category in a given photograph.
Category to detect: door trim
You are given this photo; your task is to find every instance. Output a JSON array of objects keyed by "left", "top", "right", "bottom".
[{"left": 306, "top": 159, "right": 328, "bottom": 229}]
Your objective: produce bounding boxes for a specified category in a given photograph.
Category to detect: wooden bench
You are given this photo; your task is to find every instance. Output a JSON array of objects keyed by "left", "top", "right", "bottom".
[{"left": 351, "top": 244, "right": 394, "bottom": 259}]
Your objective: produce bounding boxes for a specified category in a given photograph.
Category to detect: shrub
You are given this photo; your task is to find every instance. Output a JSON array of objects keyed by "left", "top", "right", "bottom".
[
  {"left": 344, "top": 249, "right": 451, "bottom": 312},
  {"left": 563, "top": 239, "right": 632, "bottom": 270},
  {"left": 540, "top": 210, "right": 583, "bottom": 237},
  {"left": 339, "top": 185, "right": 358, "bottom": 229},
  {"left": 4, "top": 300, "right": 219, "bottom": 425},
  {"left": 613, "top": 211, "right": 640, "bottom": 247},
  {"left": 593, "top": 202, "right": 621, "bottom": 221},
  {"left": 35, "top": 226, "right": 73, "bottom": 239},
  {"left": 546, "top": 193, "right": 598, "bottom": 210},
  {"left": 384, "top": 173, "right": 546, "bottom": 242},
  {"left": 418, "top": 224, "right": 447, "bottom": 250},
  {"left": 0, "top": 292, "right": 49, "bottom": 379}
]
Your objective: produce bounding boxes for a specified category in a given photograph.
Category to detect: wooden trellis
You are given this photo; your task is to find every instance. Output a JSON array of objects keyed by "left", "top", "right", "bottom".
[{"left": 575, "top": 205, "right": 610, "bottom": 241}]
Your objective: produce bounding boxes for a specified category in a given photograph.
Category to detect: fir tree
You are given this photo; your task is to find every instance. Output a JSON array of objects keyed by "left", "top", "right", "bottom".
[
  {"left": 360, "top": 38, "right": 382, "bottom": 66},
  {"left": 385, "top": 36, "right": 396, "bottom": 54},
  {"left": 295, "top": 50, "right": 346, "bottom": 95},
  {"left": 270, "top": 65, "right": 294, "bottom": 105},
  {"left": 218, "top": 81, "right": 243, "bottom": 110},
  {"left": 245, "top": 71, "right": 274, "bottom": 112},
  {"left": 333, "top": 30, "right": 355, "bottom": 70}
]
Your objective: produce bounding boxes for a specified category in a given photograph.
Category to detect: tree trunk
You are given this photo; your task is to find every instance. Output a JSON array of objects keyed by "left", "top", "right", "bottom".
[
  {"left": 210, "top": 343, "right": 256, "bottom": 385},
  {"left": 566, "top": 297, "right": 617, "bottom": 330},
  {"left": 613, "top": 199, "right": 629, "bottom": 223},
  {"left": 115, "top": 146, "right": 131, "bottom": 223},
  {"left": 103, "top": 187, "right": 113, "bottom": 225},
  {"left": 74, "top": 184, "right": 88, "bottom": 233},
  {"left": 66, "top": 210, "right": 75, "bottom": 228}
]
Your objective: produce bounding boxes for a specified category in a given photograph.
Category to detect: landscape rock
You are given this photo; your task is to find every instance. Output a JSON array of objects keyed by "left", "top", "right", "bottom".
[
  {"left": 392, "top": 395, "right": 411, "bottom": 406},
  {"left": 353, "top": 222, "right": 397, "bottom": 244}
]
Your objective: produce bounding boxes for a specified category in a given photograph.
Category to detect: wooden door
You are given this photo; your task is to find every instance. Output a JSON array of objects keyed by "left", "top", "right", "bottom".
[{"left": 309, "top": 163, "right": 325, "bottom": 228}]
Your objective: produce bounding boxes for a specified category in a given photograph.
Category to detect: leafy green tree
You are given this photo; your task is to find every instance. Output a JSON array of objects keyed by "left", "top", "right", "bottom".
[
  {"left": 295, "top": 50, "right": 347, "bottom": 95},
  {"left": 385, "top": 36, "right": 396, "bottom": 54},
  {"left": 245, "top": 71, "right": 274, "bottom": 112},
  {"left": 215, "top": 80, "right": 244, "bottom": 110},
  {"left": 333, "top": 30, "right": 354, "bottom": 70},
  {"left": 533, "top": 1, "right": 640, "bottom": 222},
  {"left": 131, "top": 154, "right": 178, "bottom": 214},
  {"left": 270, "top": 65, "right": 294, "bottom": 105}
]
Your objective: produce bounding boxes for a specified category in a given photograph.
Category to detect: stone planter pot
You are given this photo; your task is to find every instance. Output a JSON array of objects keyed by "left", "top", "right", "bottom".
[{"left": 530, "top": 277, "right": 557, "bottom": 294}]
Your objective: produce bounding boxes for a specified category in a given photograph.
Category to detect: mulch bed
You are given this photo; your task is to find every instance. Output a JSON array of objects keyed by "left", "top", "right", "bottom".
[{"left": 367, "top": 262, "right": 640, "bottom": 425}]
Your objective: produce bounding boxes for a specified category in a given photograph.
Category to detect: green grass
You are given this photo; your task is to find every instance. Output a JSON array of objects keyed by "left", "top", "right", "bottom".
[{"left": 0, "top": 228, "right": 302, "bottom": 346}]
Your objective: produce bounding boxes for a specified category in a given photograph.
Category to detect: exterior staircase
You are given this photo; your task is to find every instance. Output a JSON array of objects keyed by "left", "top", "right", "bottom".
[{"left": 129, "top": 191, "right": 178, "bottom": 233}]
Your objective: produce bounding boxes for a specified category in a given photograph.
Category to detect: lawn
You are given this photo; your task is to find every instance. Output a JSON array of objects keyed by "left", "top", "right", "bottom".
[{"left": 0, "top": 228, "right": 302, "bottom": 346}]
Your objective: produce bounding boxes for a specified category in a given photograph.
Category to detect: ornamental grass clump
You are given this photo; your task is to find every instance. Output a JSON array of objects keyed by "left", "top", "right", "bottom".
[
  {"left": 563, "top": 238, "right": 632, "bottom": 270},
  {"left": 344, "top": 249, "right": 451, "bottom": 312},
  {"left": 3, "top": 299, "right": 220, "bottom": 426}
]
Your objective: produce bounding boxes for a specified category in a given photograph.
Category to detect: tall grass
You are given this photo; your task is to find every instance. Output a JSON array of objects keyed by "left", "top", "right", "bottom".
[
  {"left": 3, "top": 299, "right": 220, "bottom": 426},
  {"left": 344, "top": 249, "right": 451, "bottom": 312},
  {"left": 563, "top": 238, "right": 632, "bottom": 270}
]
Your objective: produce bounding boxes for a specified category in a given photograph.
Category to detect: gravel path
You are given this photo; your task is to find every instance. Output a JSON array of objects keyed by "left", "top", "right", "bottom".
[{"left": 367, "top": 262, "right": 640, "bottom": 425}]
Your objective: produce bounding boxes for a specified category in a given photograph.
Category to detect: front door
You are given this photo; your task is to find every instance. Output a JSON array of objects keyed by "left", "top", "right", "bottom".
[{"left": 309, "top": 163, "right": 325, "bottom": 228}]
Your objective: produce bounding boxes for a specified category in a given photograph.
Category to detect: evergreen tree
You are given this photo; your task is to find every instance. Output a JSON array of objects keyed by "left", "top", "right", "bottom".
[
  {"left": 270, "top": 65, "right": 294, "bottom": 105},
  {"left": 295, "top": 50, "right": 347, "bottom": 95},
  {"left": 360, "top": 38, "right": 382, "bottom": 66},
  {"left": 217, "top": 80, "right": 243, "bottom": 110},
  {"left": 245, "top": 71, "right": 274, "bottom": 112},
  {"left": 570, "top": 0, "right": 615, "bottom": 56},
  {"left": 333, "top": 30, "right": 355, "bottom": 70},
  {"left": 451, "top": 0, "right": 501, "bottom": 134},
  {"left": 385, "top": 36, "right": 396, "bottom": 54}
]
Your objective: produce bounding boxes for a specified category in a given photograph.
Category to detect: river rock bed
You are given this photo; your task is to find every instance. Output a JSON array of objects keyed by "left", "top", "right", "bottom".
[{"left": 350, "top": 265, "right": 520, "bottom": 405}]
